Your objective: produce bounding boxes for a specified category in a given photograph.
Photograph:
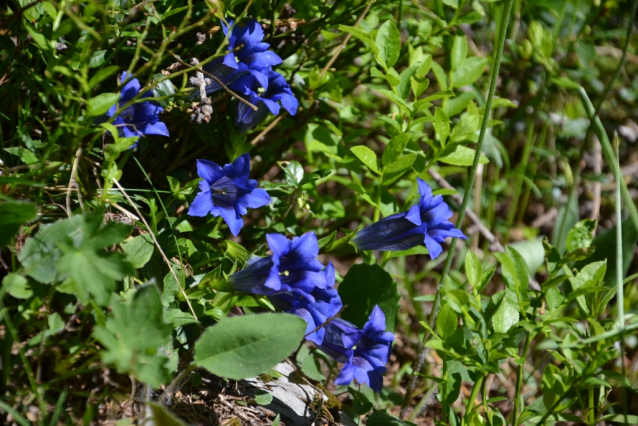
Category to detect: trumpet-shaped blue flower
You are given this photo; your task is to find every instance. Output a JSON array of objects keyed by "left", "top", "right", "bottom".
[
  {"left": 203, "top": 19, "right": 282, "bottom": 94},
  {"left": 351, "top": 178, "right": 467, "bottom": 259},
  {"left": 233, "top": 69, "right": 299, "bottom": 133},
  {"left": 317, "top": 317, "right": 363, "bottom": 364},
  {"left": 106, "top": 72, "right": 169, "bottom": 146},
  {"left": 187, "top": 154, "right": 270, "bottom": 236},
  {"left": 228, "top": 232, "right": 331, "bottom": 300},
  {"left": 270, "top": 268, "right": 343, "bottom": 346},
  {"left": 334, "top": 306, "right": 394, "bottom": 392}
]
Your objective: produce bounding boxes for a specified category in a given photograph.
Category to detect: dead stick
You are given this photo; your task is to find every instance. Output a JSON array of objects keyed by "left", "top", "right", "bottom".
[{"left": 169, "top": 52, "right": 258, "bottom": 111}]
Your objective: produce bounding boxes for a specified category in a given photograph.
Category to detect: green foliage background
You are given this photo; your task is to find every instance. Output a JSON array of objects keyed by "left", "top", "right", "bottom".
[{"left": 1, "top": 0, "right": 638, "bottom": 424}]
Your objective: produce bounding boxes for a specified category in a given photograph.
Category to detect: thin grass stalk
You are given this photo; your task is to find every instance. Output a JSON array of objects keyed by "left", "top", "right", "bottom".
[
  {"left": 399, "top": 0, "right": 515, "bottom": 417},
  {"left": 613, "top": 133, "right": 627, "bottom": 424}
]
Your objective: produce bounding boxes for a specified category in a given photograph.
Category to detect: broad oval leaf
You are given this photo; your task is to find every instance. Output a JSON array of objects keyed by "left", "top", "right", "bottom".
[
  {"left": 452, "top": 57, "right": 488, "bottom": 88},
  {"left": 351, "top": 145, "right": 380, "bottom": 173},
  {"left": 438, "top": 145, "right": 489, "bottom": 166},
  {"left": 194, "top": 313, "right": 306, "bottom": 380},
  {"left": 375, "top": 21, "right": 401, "bottom": 68},
  {"left": 87, "top": 92, "right": 120, "bottom": 117},
  {"left": 492, "top": 296, "right": 519, "bottom": 334}
]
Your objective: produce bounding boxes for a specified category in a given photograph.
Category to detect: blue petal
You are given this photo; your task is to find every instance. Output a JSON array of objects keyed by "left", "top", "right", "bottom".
[
  {"left": 120, "top": 75, "right": 141, "bottom": 102},
  {"left": 289, "top": 232, "right": 320, "bottom": 262},
  {"left": 405, "top": 204, "right": 422, "bottom": 226},
  {"left": 266, "top": 233, "right": 290, "bottom": 259},
  {"left": 249, "top": 69, "right": 269, "bottom": 91},
  {"left": 262, "top": 98, "right": 281, "bottom": 116},
  {"left": 238, "top": 188, "right": 271, "bottom": 209},
  {"left": 227, "top": 153, "right": 251, "bottom": 180},
  {"left": 196, "top": 159, "right": 223, "bottom": 184},
  {"left": 143, "top": 121, "right": 169, "bottom": 137},
  {"left": 334, "top": 361, "right": 354, "bottom": 387},
  {"left": 244, "top": 50, "right": 283, "bottom": 69},
  {"left": 417, "top": 178, "right": 433, "bottom": 200},
  {"left": 222, "top": 52, "right": 240, "bottom": 69},
  {"left": 423, "top": 233, "right": 443, "bottom": 259},
  {"left": 277, "top": 93, "right": 299, "bottom": 116},
  {"left": 422, "top": 199, "right": 453, "bottom": 225},
  {"left": 188, "top": 190, "right": 213, "bottom": 217},
  {"left": 219, "top": 206, "right": 244, "bottom": 237}
]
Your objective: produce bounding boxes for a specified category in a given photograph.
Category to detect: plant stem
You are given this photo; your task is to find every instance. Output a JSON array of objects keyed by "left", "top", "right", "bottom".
[
  {"left": 613, "top": 133, "right": 628, "bottom": 425},
  {"left": 464, "top": 375, "right": 484, "bottom": 420},
  {"left": 399, "top": 0, "right": 515, "bottom": 417},
  {"left": 512, "top": 333, "right": 533, "bottom": 425}
]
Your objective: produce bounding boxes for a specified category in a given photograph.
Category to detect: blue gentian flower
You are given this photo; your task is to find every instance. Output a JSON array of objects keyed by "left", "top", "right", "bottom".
[
  {"left": 232, "top": 69, "right": 299, "bottom": 133},
  {"left": 228, "top": 232, "right": 331, "bottom": 299},
  {"left": 351, "top": 178, "right": 467, "bottom": 259},
  {"left": 317, "top": 317, "right": 364, "bottom": 364},
  {"left": 334, "top": 306, "right": 394, "bottom": 392},
  {"left": 204, "top": 19, "right": 283, "bottom": 94},
  {"left": 106, "top": 72, "right": 169, "bottom": 146},
  {"left": 188, "top": 154, "right": 271, "bottom": 236},
  {"left": 269, "top": 264, "right": 343, "bottom": 345}
]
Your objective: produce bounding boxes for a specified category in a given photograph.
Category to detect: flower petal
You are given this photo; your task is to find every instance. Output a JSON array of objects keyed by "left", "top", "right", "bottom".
[
  {"left": 218, "top": 206, "right": 244, "bottom": 236},
  {"left": 423, "top": 233, "right": 443, "bottom": 259},
  {"left": 238, "top": 188, "right": 271, "bottom": 209},
  {"left": 196, "top": 159, "right": 223, "bottom": 183},
  {"left": 188, "top": 190, "right": 213, "bottom": 217}
]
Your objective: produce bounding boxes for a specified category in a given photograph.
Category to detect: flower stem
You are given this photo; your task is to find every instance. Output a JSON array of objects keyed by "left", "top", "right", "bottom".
[{"left": 399, "top": 0, "right": 515, "bottom": 417}]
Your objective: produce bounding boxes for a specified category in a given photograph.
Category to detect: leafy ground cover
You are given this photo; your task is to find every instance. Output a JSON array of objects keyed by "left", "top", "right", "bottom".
[{"left": 1, "top": 0, "right": 638, "bottom": 424}]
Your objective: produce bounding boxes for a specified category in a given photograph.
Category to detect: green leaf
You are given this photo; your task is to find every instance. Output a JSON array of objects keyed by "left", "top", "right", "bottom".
[
  {"left": 338, "top": 25, "right": 379, "bottom": 54},
  {"left": 382, "top": 134, "right": 411, "bottom": 166},
  {"left": 4, "top": 147, "right": 38, "bottom": 165},
  {"left": 122, "top": 234, "right": 155, "bottom": 269},
  {"left": 452, "top": 57, "right": 488, "bottom": 88},
  {"left": 143, "top": 403, "right": 189, "bottom": 426},
  {"left": 25, "top": 23, "right": 51, "bottom": 51},
  {"left": 382, "top": 154, "right": 416, "bottom": 186},
  {"left": 565, "top": 219, "right": 597, "bottom": 252},
  {"left": 301, "top": 354, "right": 325, "bottom": 381},
  {"left": 421, "top": 90, "right": 455, "bottom": 103},
  {"left": 225, "top": 240, "right": 250, "bottom": 266},
  {"left": 254, "top": 390, "right": 274, "bottom": 406},
  {"left": 492, "top": 294, "right": 519, "bottom": 333},
  {"left": 444, "top": 91, "right": 476, "bottom": 117},
  {"left": 449, "top": 113, "right": 479, "bottom": 142},
  {"left": 434, "top": 108, "right": 450, "bottom": 144},
  {"left": 451, "top": 35, "right": 468, "bottom": 70},
  {"left": 415, "top": 54, "right": 432, "bottom": 78},
  {"left": 2, "top": 273, "right": 32, "bottom": 299},
  {"left": 338, "top": 263, "right": 401, "bottom": 332},
  {"left": 442, "top": 0, "right": 459, "bottom": 8},
  {"left": 278, "top": 160, "right": 305, "bottom": 186},
  {"left": 93, "top": 286, "right": 174, "bottom": 388},
  {"left": 194, "top": 313, "right": 306, "bottom": 380},
  {"left": 410, "top": 76, "right": 429, "bottom": 98},
  {"left": 351, "top": 146, "right": 380, "bottom": 174},
  {"left": 465, "top": 251, "right": 482, "bottom": 289},
  {"left": 598, "top": 414, "right": 638, "bottom": 425},
  {"left": 89, "top": 50, "right": 106, "bottom": 68},
  {"left": 438, "top": 145, "right": 489, "bottom": 166},
  {"left": 436, "top": 303, "right": 458, "bottom": 338},
  {"left": 0, "top": 201, "right": 36, "bottom": 247},
  {"left": 87, "top": 93, "right": 120, "bottom": 117},
  {"left": 389, "top": 245, "right": 429, "bottom": 259},
  {"left": 375, "top": 21, "right": 401, "bottom": 68},
  {"left": 89, "top": 65, "right": 119, "bottom": 89}
]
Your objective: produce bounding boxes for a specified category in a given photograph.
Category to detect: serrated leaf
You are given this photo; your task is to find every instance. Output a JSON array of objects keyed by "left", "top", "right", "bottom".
[
  {"left": 338, "top": 25, "right": 379, "bottom": 54},
  {"left": 434, "top": 108, "right": 450, "bottom": 145},
  {"left": 438, "top": 145, "right": 489, "bottom": 166},
  {"left": 415, "top": 54, "right": 432, "bottom": 78},
  {"left": 122, "top": 234, "right": 154, "bottom": 269},
  {"left": 452, "top": 57, "right": 488, "bottom": 88},
  {"left": 465, "top": 251, "right": 482, "bottom": 289},
  {"left": 382, "top": 154, "right": 416, "bottom": 186},
  {"left": 493, "top": 295, "right": 519, "bottom": 333},
  {"left": 351, "top": 145, "right": 380, "bottom": 173},
  {"left": 436, "top": 303, "right": 458, "bottom": 338},
  {"left": 93, "top": 286, "right": 174, "bottom": 388},
  {"left": 375, "top": 21, "right": 401, "bottom": 68},
  {"left": 410, "top": 76, "right": 429, "bottom": 98},
  {"left": 451, "top": 35, "right": 468, "bottom": 70},
  {"left": 382, "top": 134, "right": 411, "bottom": 166},
  {"left": 449, "top": 113, "right": 479, "bottom": 142},
  {"left": 565, "top": 219, "right": 597, "bottom": 252},
  {"left": 194, "top": 313, "right": 306, "bottom": 380}
]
